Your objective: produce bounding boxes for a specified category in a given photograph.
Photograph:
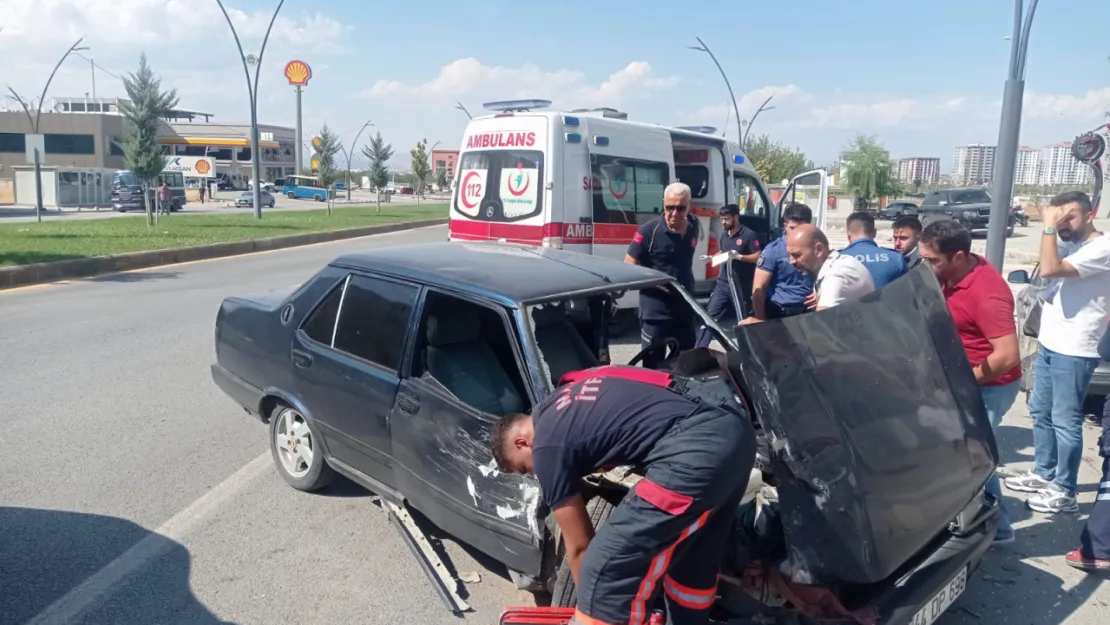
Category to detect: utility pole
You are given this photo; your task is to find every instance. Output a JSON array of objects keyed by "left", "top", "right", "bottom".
[
  {"left": 689, "top": 37, "right": 742, "bottom": 149},
  {"left": 343, "top": 119, "right": 373, "bottom": 201},
  {"left": 987, "top": 0, "right": 1040, "bottom": 271}
]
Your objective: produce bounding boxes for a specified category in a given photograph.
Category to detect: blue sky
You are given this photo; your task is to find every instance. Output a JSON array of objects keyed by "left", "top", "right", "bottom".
[{"left": 2, "top": 0, "right": 1108, "bottom": 171}]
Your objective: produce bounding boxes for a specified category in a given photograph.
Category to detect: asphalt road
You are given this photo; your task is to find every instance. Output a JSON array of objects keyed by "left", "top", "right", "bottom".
[{"left": 1, "top": 224, "right": 1107, "bottom": 624}]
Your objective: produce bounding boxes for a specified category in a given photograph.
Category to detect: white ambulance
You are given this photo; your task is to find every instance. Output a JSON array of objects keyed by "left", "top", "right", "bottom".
[{"left": 449, "top": 99, "right": 828, "bottom": 305}]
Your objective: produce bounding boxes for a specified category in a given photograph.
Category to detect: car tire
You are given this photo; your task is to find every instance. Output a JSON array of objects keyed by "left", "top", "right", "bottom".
[
  {"left": 268, "top": 404, "right": 335, "bottom": 492},
  {"left": 550, "top": 492, "right": 620, "bottom": 608},
  {"left": 287, "top": 192, "right": 296, "bottom": 199},
  {"left": 314, "top": 194, "right": 324, "bottom": 202},
  {"left": 269, "top": 200, "right": 275, "bottom": 208}
]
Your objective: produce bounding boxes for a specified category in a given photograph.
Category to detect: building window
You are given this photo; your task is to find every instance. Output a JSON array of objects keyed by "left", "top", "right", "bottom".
[
  {"left": 0, "top": 132, "right": 26, "bottom": 153},
  {"left": 44, "top": 134, "right": 96, "bottom": 155},
  {"left": 109, "top": 136, "right": 126, "bottom": 156}
]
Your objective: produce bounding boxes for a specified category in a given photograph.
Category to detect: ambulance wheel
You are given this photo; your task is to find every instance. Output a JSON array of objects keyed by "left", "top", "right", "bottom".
[{"left": 550, "top": 493, "right": 619, "bottom": 608}]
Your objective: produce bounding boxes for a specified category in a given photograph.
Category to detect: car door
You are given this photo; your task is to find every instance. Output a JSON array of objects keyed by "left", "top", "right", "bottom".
[
  {"left": 291, "top": 271, "right": 421, "bottom": 494},
  {"left": 389, "top": 288, "right": 544, "bottom": 576}
]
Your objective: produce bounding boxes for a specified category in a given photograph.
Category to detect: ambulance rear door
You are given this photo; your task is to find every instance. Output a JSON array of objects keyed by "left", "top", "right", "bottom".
[
  {"left": 672, "top": 136, "right": 729, "bottom": 295},
  {"left": 776, "top": 168, "right": 830, "bottom": 232},
  {"left": 556, "top": 114, "right": 594, "bottom": 254}
]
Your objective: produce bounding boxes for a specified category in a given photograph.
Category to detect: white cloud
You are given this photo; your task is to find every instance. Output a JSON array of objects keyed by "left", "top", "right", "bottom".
[
  {"left": 362, "top": 58, "right": 680, "bottom": 110},
  {"left": 689, "top": 84, "right": 805, "bottom": 126},
  {"left": 0, "top": 0, "right": 349, "bottom": 51},
  {"left": 1022, "top": 87, "right": 1110, "bottom": 121}
]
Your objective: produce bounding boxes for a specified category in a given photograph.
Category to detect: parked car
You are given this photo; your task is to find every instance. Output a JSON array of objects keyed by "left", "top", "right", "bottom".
[
  {"left": 878, "top": 201, "right": 919, "bottom": 219},
  {"left": 235, "top": 190, "right": 276, "bottom": 208},
  {"left": 918, "top": 188, "right": 1015, "bottom": 237},
  {"left": 210, "top": 244, "right": 998, "bottom": 624},
  {"left": 1008, "top": 263, "right": 1110, "bottom": 400}
]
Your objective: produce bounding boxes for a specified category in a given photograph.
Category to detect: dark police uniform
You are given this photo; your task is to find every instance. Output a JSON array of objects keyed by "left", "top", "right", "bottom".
[
  {"left": 627, "top": 215, "right": 700, "bottom": 351},
  {"left": 1079, "top": 330, "right": 1110, "bottom": 563},
  {"left": 755, "top": 235, "right": 813, "bottom": 319},
  {"left": 842, "top": 237, "right": 908, "bottom": 288},
  {"left": 531, "top": 365, "right": 754, "bottom": 625},
  {"left": 696, "top": 225, "right": 761, "bottom": 347}
]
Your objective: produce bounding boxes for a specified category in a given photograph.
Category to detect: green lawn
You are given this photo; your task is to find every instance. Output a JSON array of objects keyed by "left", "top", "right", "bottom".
[{"left": 0, "top": 204, "right": 448, "bottom": 267}]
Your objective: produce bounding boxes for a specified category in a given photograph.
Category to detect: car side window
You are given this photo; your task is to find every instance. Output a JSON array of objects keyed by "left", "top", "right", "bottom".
[
  {"left": 332, "top": 275, "right": 419, "bottom": 371},
  {"left": 301, "top": 283, "right": 343, "bottom": 345}
]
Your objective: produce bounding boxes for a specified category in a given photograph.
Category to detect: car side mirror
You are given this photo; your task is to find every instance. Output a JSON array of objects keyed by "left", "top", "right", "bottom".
[{"left": 1007, "top": 269, "right": 1030, "bottom": 284}]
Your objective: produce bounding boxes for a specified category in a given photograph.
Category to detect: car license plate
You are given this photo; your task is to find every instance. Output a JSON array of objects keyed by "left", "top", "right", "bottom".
[{"left": 910, "top": 565, "right": 968, "bottom": 625}]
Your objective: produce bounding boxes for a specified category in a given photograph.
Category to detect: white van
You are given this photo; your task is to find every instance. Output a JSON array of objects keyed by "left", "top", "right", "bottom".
[{"left": 449, "top": 99, "right": 828, "bottom": 306}]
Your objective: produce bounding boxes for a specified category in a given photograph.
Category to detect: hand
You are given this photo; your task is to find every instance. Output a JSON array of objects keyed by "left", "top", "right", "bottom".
[
  {"left": 1040, "top": 205, "right": 1063, "bottom": 229},
  {"left": 804, "top": 292, "right": 818, "bottom": 310},
  {"left": 738, "top": 316, "right": 763, "bottom": 326}
]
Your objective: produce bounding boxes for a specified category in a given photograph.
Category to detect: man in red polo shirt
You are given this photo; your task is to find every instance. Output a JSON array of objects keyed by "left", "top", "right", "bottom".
[{"left": 919, "top": 220, "right": 1022, "bottom": 545}]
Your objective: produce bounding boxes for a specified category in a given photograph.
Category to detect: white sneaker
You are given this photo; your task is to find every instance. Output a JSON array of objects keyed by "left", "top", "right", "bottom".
[
  {"left": 1003, "top": 471, "right": 1050, "bottom": 493},
  {"left": 1026, "top": 486, "right": 1079, "bottom": 514}
]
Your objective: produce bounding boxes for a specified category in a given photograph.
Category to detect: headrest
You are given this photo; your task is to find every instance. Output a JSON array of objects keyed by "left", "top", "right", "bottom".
[
  {"left": 426, "top": 313, "right": 482, "bottom": 347},
  {"left": 531, "top": 304, "right": 569, "bottom": 327}
]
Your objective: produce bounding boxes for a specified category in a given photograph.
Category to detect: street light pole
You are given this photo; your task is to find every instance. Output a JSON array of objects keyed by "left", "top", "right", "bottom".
[
  {"left": 343, "top": 119, "right": 373, "bottom": 201},
  {"left": 455, "top": 101, "right": 472, "bottom": 119},
  {"left": 215, "top": 0, "right": 285, "bottom": 219},
  {"left": 743, "top": 95, "right": 776, "bottom": 146},
  {"left": 987, "top": 0, "right": 1040, "bottom": 271},
  {"left": 6, "top": 37, "right": 89, "bottom": 223},
  {"left": 689, "top": 37, "right": 743, "bottom": 149}
]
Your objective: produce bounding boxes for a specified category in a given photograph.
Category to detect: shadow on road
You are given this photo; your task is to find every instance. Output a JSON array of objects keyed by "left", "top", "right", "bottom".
[
  {"left": 89, "top": 271, "right": 183, "bottom": 284},
  {"left": 0, "top": 506, "right": 233, "bottom": 625}
]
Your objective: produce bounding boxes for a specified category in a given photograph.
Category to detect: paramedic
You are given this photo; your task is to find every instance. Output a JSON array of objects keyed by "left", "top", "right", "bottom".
[
  {"left": 744, "top": 202, "right": 813, "bottom": 322},
  {"left": 696, "top": 203, "right": 762, "bottom": 347},
  {"left": 492, "top": 365, "right": 756, "bottom": 625},
  {"left": 843, "top": 211, "right": 908, "bottom": 287},
  {"left": 625, "top": 182, "right": 701, "bottom": 354}
]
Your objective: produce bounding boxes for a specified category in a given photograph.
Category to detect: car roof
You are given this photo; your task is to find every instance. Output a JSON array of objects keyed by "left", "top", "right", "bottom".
[{"left": 331, "top": 241, "right": 671, "bottom": 307}]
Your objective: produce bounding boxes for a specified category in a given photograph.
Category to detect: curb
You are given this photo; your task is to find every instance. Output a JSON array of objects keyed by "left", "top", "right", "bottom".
[{"left": 0, "top": 218, "right": 448, "bottom": 291}]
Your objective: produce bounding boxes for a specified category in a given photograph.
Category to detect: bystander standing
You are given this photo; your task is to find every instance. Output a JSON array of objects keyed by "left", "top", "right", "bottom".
[
  {"left": 787, "top": 224, "right": 873, "bottom": 310},
  {"left": 1064, "top": 325, "right": 1110, "bottom": 571},
  {"left": 891, "top": 215, "right": 923, "bottom": 269}
]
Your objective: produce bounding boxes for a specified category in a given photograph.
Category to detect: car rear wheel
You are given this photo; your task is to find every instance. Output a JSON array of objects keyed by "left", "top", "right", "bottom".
[
  {"left": 269, "top": 404, "right": 335, "bottom": 492},
  {"left": 287, "top": 192, "right": 296, "bottom": 199},
  {"left": 314, "top": 194, "right": 324, "bottom": 202},
  {"left": 268, "top": 199, "right": 275, "bottom": 208},
  {"left": 550, "top": 492, "right": 620, "bottom": 607}
]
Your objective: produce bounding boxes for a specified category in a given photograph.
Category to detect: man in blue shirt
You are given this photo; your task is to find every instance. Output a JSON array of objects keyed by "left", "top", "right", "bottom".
[
  {"left": 695, "top": 203, "right": 762, "bottom": 346},
  {"left": 745, "top": 202, "right": 814, "bottom": 322},
  {"left": 843, "top": 211, "right": 907, "bottom": 288}
]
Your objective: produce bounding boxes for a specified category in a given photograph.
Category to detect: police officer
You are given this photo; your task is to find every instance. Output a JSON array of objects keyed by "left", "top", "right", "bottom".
[
  {"left": 625, "top": 182, "right": 700, "bottom": 352},
  {"left": 695, "top": 204, "right": 761, "bottom": 346},
  {"left": 1065, "top": 326, "right": 1110, "bottom": 572},
  {"left": 843, "top": 211, "right": 908, "bottom": 288},
  {"left": 745, "top": 202, "right": 814, "bottom": 322},
  {"left": 492, "top": 365, "right": 756, "bottom": 625}
]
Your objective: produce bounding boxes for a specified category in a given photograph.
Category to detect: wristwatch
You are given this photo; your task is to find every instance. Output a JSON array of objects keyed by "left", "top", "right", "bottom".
[{"left": 1043, "top": 226, "right": 1056, "bottom": 235}]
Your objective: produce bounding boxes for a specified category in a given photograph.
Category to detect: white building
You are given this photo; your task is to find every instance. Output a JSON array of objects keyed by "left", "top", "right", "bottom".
[
  {"left": 952, "top": 143, "right": 996, "bottom": 186},
  {"left": 1014, "top": 146, "right": 1040, "bottom": 186},
  {"left": 1037, "top": 142, "right": 1096, "bottom": 186},
  {"left": 896, "top": 157, "right": 940, "bottom": 185}
]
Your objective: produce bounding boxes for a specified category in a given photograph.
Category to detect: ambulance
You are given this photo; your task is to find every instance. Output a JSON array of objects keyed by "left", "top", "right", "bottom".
[{"left": 448, "top": 99, "right": 828, "bottom": 308}]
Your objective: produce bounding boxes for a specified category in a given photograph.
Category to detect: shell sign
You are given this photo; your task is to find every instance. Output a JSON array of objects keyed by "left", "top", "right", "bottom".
[{"left": 284, "top": 60, "right": 312, "bottom": 87}]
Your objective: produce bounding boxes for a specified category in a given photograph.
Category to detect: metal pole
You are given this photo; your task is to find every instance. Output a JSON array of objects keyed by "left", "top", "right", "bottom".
[
  {"left": 986, "top": 0, "right": 1039, "bottom": 271},
  {"left": 90, "top": 57, "right": 96, "bottom": 100},
  {"left": 689, "top": 37, "right": 742, "bottom": 149},
  {"left": 345, "top": 119, "right": 373, "bottom": 201},
  {"left": 33, "top": 148, "right": 43, "bottom": 222},
  {"left": 294, "top": 85, "right": 303, "bottom": 175},
  {"left": 215, "top": 0, "right": 285, "bottom": 219},
  {"left": 455, "top": 101, "right": 472, "bottom": 119},
  {"left": 743, "top": 95, "right": 776, "bottom": 146}
]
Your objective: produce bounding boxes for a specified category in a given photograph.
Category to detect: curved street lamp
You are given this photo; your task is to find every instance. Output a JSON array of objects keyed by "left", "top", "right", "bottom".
[
  {"left": 6, "top": 37, "right": 89, "bottom": 222},
  {"left": 688, "top": 37, "right": 743, "bottom": 149},
  {"left": 455, "top": 101, "right": 472, "bottom": 119},
  {"left": 342, "top": 119, "right": 374, "bottom": 201},
  {"left": 215, "top": 0, "right": 285, "bottom": 219},
  {"left": 986, "top": 0, "right": 1040, "bottom": 271}
]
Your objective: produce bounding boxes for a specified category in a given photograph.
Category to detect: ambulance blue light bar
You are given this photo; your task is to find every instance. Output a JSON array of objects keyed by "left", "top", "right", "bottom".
[
  {"left": 677, "top": 125, "right": 717, "bottom": 135},
  {"left": 565, "top": 133, "right": 582, "bottom": 143},
  {"left": 592, "top": 136, "right": 610, "bottom": 147},
  {"left": 733, "top": 155, "right": 745, "bottom": 164},
  {"left": 482, "top": 99, "right": 552, "bottom": 113},
  {"left": 562, "top": 115, "right": 580, "bottom": 127}
]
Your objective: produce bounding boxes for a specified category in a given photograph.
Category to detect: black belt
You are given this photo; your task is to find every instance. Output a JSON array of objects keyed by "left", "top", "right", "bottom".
[{"left": 767, "top": 302, "right": 807, "bottom": 319}]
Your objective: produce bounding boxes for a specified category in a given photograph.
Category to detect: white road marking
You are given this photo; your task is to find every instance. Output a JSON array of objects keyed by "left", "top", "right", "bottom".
[{"left": 24, "top": 452, "right": 272, "bottom": 625}]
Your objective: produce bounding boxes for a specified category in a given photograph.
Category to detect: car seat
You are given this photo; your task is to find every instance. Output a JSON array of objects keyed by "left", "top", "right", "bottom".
[
  {"left": 531, "top": 304, "right": 599, "bottom": 386},
  {"left": 425, "top": 312, "right": 524, "bottom": 416}
]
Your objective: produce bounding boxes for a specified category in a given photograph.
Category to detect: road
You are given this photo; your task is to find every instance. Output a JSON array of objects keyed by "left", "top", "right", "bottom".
[{"left": 1, "top": 225, "right": 1106, "bottom": 624}]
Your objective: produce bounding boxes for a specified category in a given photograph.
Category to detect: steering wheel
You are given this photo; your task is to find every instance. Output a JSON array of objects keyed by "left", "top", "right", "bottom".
[{"left": 627, "top": 337, "right": 681, "bottom": 368}]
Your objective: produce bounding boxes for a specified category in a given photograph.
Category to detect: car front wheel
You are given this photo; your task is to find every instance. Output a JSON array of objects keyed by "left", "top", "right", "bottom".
[
  {"left": 269, "top": 200, "right": 275, "bottom": 208},
  {"left": 550, "top": 493, "right": 619, "bottom": 607},
  {"left": 269, "top": 404, "right": 335, "bottom": 492}
]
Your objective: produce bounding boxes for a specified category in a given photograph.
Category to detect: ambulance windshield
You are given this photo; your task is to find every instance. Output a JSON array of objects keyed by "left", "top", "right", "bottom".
[{"left": 454, "top": 150, "right": 544, "bottom": 222}]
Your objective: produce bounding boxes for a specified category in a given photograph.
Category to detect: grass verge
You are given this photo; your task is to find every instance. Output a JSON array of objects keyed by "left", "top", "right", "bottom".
[{"left": 0, "top": 204, "right": 448, "bottom": 267}]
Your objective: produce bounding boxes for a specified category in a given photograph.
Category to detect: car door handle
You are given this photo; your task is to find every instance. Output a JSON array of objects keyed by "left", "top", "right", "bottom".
[
  {"left": 397, "top": 392, "right": 420, "bottom": 414},
  {"left": 291, "top": 349, "right": 313, "bottom": 368}
]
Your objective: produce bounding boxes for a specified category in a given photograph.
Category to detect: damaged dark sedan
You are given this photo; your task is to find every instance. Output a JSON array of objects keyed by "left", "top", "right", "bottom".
[{"left": 210, "top": 241, "right": 999, "bottom": 625}]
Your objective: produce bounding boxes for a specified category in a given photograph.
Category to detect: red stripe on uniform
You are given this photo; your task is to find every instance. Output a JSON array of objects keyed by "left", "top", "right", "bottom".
[{"left": 558, "top": 365, "right": 673, "bottom": 388}]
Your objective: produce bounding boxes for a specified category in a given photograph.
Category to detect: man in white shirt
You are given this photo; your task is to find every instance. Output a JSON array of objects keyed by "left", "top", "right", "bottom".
[
  {"left": 786, "top": 224, "right": 875, "bottom": 310},
  {"left": 1005, "top": 191, "right": 1110, "bottom": 515}
]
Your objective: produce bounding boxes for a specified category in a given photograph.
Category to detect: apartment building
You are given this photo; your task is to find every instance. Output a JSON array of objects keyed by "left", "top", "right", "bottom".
[
  {"left": 952, "top": 143, "right": 996, "bottom": 186},
  {"left": 1037, "top": 142, "right": 1096, "bottom": 186},
  {"left": 896, "top": 157, "right": 940, "bottom": 185},
  {"left": 1014, "top": 146, "right": 1039, "bottom": 186}
]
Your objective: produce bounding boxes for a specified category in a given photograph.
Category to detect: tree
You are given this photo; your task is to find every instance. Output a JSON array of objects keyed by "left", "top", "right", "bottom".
[
  {"left": 410, "top": 139, "right": 433, "bottom": 207},
  {"left": 313, "top": 124, "right": 342, "bottom": 215},
  {"left": 744, "top": 134, "right": 810, "bottom": 185},
  {"left": 119, "top": 53, "right": 178, "bottom": 226},
  {"left": 361, "top": 132, "right": 394, "bottom": 213},
  {"left": 840, "top": 134, "right": 903, "bottom": 209},
  {"left": 435, "top": 169, "right": 449, "bottom": 191}
]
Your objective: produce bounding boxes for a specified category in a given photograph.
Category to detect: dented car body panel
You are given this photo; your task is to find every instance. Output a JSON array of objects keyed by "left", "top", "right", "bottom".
[{"left": 728, "top": 264, "right": 998, "bottom": 585}]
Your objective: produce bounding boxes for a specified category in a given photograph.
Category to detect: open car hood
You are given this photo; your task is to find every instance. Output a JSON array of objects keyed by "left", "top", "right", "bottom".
[{"left": 727, "top": 264, "right": 997, "bottom": 584}]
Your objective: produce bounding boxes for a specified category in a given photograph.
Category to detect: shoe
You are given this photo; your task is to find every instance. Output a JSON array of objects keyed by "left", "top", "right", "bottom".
[
  {"left": 1064, "top": 548, "right": 1110, "bottom": 572},
  {"left": 992, "top": 528, "right": 1015, "bottom": 546},
  {"left": 598, "top": 349, "right": 611, "bottom": 366},
  {"left": 1004, "top": 471, "right": 1050, "bottom": 493},
  {"left": 1026, "top": 485, "right": 1079, "bottom": 514}
]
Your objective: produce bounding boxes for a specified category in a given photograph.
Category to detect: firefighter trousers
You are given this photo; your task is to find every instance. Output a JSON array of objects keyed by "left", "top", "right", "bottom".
[
  {"left": 1079, "top": 397, "right": 1110, "bottom": 560},
  {"left": 570, "top": 401, "right": 757, "bottom": 625}
]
